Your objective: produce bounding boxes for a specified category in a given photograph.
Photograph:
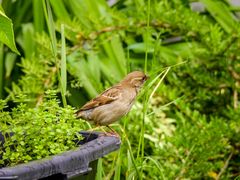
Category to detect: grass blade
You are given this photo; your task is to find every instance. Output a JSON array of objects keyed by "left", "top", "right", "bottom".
[
  {"left": 96, "top": 158, "right": 103, "bottom": 180},
  {"left": 42, "top": 0, "right": 57, "bottom": 57},
  {"left": 149, "top": 67, "right": 170, "bottom": 101},
  {"left": 144, "top": 156, "right": 166, "bottom": 180},
  {"left": 60, "top": 24, "right": 67, "bottom": 107}
]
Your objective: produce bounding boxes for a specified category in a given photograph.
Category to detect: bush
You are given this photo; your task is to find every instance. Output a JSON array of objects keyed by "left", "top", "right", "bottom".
[
  {"left": 0, "top": 91, "right": 84, "bottom": 167},
  {"left": 1, "top": 0, "right": 240, "bottom": 179}
]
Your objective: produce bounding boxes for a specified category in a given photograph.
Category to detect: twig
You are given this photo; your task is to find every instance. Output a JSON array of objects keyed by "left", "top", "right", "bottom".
[
  {"left": 233, "top": 88, "right": 238, "bottom": 109},
  {"left": 228, "top": 67, "right": 240, "bottom": 80},
  {"left": 216, "top": 151, "right": 234, "bottom": 180},
  {"left": 69, "top": 20, "right": 173, "bottom": 54},
  {"left": 228, "top": 67, "right": 240, "bottom": 109},
  {"left": 90, "top": 21, "right": 170, "bottom": 38}
]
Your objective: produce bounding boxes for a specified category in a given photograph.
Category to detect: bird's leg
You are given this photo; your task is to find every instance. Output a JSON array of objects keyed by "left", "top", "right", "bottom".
[
  {"left": 88, "top": 126, "right": 101, "bottom": 131},
  {"left": 98, "top": 126, "right": 113, "bottom": 137},
  {"left": 100, "top": 126, "right": 108, "bottom": 133},
  {"left": 91, "top": 124, "right": 110, "bottom": 137},
  {"left": 87, "top": 124, "right": 114, "bottom": 137},
  {"left": 106, "top": 125, "right": 116, "bottom": 133},
  {"left": 86, "top": 124, "right": 102, "bottom": 140},
  {"left": 85, "top": 127, "right": 95, "bottom": 141},
  {"left": 106, "top": 125, "right": 119, "bottom": 137},
  {"left": 87, "top": 124, "right": 119, "bottom": 137}
]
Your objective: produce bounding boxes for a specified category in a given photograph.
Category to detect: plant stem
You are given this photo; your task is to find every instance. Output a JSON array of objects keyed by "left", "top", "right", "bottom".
[
  {"left": 216, "top": 151, "right": 233, "bottom": 180},
  {"left": 60, "top": 24, "right": 67, "bottom": 107},
  {"left": 140, "top": 0, "right": 151, "bottom": 178},
  {"left": 0, "top": 44, "right": 3, "bottom": 99},
  {"left": 144, "top": 0, "right": 151, "bottom": 74},
  {"left": 43, "top": 0, "right": 66, "bottom": 106}
]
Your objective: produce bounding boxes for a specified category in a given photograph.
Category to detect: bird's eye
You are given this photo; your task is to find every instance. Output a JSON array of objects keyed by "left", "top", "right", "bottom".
[{"left": 142, "top": 75, "right": 148, "bottom": 81}]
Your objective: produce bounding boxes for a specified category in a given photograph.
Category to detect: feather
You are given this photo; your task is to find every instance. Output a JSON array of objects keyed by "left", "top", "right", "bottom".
[{"left": 76, "top": 86, "right": 121, "bottom": 117}]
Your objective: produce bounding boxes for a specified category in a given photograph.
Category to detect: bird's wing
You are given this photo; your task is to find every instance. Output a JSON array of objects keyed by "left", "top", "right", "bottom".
[{"left": 79, "top": 86, "right": 121, "bottom": 111}]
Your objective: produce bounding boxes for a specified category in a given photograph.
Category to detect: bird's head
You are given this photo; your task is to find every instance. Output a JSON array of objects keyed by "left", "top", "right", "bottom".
[{"left": 121, "top": 71, "right": 148, "bottom": 91}]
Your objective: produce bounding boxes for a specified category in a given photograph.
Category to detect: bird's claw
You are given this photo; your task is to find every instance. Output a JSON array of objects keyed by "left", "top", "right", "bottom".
[{"left": 99, "top": 132, "right": 120, "bottom": 137}]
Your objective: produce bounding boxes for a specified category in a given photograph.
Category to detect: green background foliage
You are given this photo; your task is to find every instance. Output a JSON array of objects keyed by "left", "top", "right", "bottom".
[{"left": 0, "top": 0, "right": 240, "bottom": 179}]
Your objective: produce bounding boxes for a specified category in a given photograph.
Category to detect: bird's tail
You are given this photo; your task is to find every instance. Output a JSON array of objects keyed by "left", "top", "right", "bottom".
[
  {"left": 75, "top": 109, "right": 92, "bottom": 121},
  {"left": 75, "top": 109, "right": 83, "bottom": 119}
]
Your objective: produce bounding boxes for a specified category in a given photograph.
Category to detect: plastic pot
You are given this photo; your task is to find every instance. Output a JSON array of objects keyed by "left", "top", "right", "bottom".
[{"left": 0, "top": 131, "right": 121, "bottom": 180}]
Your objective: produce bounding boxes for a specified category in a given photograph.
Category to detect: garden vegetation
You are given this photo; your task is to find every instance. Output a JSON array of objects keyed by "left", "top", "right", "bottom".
[{"left": 0, "top": 0, "right": 240, "bottom": 179}]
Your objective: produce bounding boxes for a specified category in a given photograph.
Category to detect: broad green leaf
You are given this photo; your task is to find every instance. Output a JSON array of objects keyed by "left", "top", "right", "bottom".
[
  {"left": 111, "top": 35, "right": 127, "bottom": 76},
  {"left": 68, "top": 0, "right": 92, "bottom": 29},
  {"left": 21, "top": 24, "right": 35, "bottom": 59},
  {"left": 67, "top": 51, "right": 101, "bottom": 98},
  {"left": 5, "top": 52, "right": 17, "bottom": 78},
  {"left": 101, "top": 37, "right": 126, "bottom": 82},
  {"left": 33, "top": 0, "right": 45, "bottom": 32},
  {"left": 127, "top": 42, "right": 154, "bottom": 53},
  {"left": 0, "top": 6, "right": 19, "bottom": 54},
  {"left": 50, "top": 0, "right": 70, "bottom": 21},
  {"left": 200, "top": 0, "right": 238, "bottom": 33}
]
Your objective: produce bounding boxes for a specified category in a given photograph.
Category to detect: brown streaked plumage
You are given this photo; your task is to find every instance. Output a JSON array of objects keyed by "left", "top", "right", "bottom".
[{"left": 76, "top": 71, "right": 148, "bottom": 129}]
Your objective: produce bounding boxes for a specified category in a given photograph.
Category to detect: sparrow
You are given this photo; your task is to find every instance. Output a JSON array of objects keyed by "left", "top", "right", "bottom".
[{"left": 76, "top": 71, "right": 148, "bottom": 133}]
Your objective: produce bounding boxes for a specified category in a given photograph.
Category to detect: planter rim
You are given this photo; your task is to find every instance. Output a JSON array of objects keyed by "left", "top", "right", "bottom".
[{"left": 0, "top": 131, "right": 121, "bottom": 180}]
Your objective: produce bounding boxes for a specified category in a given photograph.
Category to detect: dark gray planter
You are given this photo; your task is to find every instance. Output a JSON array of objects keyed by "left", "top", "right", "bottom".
[{"left": 0, "top": 132, "right": 121, "bottom": 180}]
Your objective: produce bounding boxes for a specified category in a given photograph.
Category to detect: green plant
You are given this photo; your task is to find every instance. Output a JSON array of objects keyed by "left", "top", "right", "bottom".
[
  {"left": 0, "top": 90, "right": 85, "bottom": 167},
  {"left": 0, "top": 5, "right": 19, "bottom": 54},
  {"left": 1, "top": 0, "right": 240, "bottom": 179}
]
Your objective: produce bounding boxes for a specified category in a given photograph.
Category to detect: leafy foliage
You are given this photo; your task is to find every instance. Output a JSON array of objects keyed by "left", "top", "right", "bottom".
[
  {"left": 1, "top": 0, "right": 240, "bottom": 179},
  {"left": 0, "top": 90, "right": 84, "bottom": 167}
]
